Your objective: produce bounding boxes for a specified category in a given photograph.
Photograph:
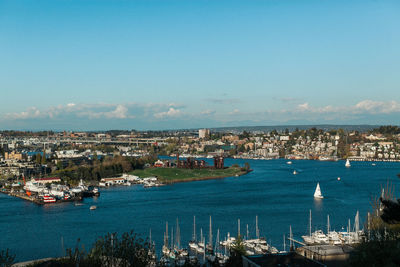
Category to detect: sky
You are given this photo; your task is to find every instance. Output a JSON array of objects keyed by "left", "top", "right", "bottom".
[{"left": 1, "top": 0, "right": 400, "bottom": 131}]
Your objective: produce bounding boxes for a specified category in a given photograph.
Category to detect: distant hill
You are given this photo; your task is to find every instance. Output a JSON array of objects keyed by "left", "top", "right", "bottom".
[{"left": 207, "top": 124, "right": 381, "bottom": 133}]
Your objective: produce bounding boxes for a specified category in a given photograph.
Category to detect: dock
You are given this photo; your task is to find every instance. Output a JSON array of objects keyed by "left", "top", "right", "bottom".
[{"left": 5, "top": 191, "right": 82, "bottom": 205}]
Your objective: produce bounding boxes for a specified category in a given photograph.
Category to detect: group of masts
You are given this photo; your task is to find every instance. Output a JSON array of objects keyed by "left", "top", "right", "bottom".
[
  {"left": 161, "top": 215, "right": 278, "bottom": 266},
  {"left": 301, "top": 209, "right": 363, "bottom": 245}
]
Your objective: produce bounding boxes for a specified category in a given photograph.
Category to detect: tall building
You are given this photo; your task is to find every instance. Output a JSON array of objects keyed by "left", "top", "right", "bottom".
[{"left": 199, "top": 128, "right": 210, "bottom": 139}]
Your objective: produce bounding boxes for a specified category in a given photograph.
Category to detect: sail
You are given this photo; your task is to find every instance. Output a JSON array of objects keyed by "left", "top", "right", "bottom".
[
  {"left": 314, "top": 183, "right": 323, "bottom": 198},
  {"left": 345, "top": 159, "right": 351, "bottom": 167}
]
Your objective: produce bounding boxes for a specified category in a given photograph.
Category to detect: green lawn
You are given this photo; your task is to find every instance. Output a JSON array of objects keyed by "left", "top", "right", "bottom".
[{"left": 130, "top": 167, "right": 246, "bottom": 183}]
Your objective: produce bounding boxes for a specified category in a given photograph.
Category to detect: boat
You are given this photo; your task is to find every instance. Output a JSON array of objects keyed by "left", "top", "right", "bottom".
[
  {"left": 345, "top": 159, "right": 351, "bottom": 167},
  {"left": 314, "top": 183, "right": 324, "bottom": 199},
  {"left": 286, "top": 161, "right": 292, "bottom": 165},
  {"left": 337, "top": 177, "right": 341, "bottom": 181},
  {"left": 371, "top": 163, "right": 376, "bottom": 166},
  {"left": 90, "top": 205, "right": 97, "bottom": 210},
  {"left": 293, "top": 170, "right": 298, "bottom": 175},
  {"left": 43, "top": 194, "right": 56, "bottom": 203}
]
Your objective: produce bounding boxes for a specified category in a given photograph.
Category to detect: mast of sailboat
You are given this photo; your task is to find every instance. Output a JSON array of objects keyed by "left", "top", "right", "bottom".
[
  {"left": 209, "top": 215, "right": 213, "bottom": 250},
  {"left": 165, "top": 222, "right": 169, "bottom": 248},
  {"left": 246, "top": 224, "right": 249, "bottom": 240},
  {"left": 348, "top": 219, "right": 351, "bottom": 244},
  {"left": 256, "top": 215, "right": 259, "bottom": 239},
  {"left": 289, "top": 225, "right": 293, "bottom": 250},
  {"left": 309, "top": 210, "right": 312, "bottom": 237},
  {"left": 283, "top": 234, "right": 286, "bottom": 252},
  {"left": 214, "top": 229, "right": 220, "bottom": 253},
  {"left": 355, "top": 211, "right": 359, "bottom": 232},
  {"left": 200, "top": 228, "right": 203, "bottom": 244},
  {"left": 171, "top": 228, "right": 174, "bottom": 249},
  {"left": 176, "top": 217, "right": 180, "bottom": 249},
  {"left": 238, "top": 218, "right": 241, "bottom": 237},
  {"left": 327, "top": 215, "right": 330, "bottom": 234},
  {"left": 193, "top": 215, "right": 196, "bottom": 241},
  {"left": 149, "top": 228, "right": 152, "bottom": 246}
]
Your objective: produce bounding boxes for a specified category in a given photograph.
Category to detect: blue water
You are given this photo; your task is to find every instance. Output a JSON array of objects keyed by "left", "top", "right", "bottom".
[{"left": 1, "top": 159, "right": 399, "bottom": 261}]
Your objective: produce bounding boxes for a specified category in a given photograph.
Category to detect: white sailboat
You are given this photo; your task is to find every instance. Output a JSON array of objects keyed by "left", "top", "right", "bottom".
[
  {"left": 345, "top": 159, "right": 351, "bottom": 167},
  {"left": 314, "top": 183, "right": 324, "bottom": 199}
]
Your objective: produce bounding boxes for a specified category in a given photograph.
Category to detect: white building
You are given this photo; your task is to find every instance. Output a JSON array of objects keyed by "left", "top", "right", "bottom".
[{"left": 199, "top": 129, "right": 210, "bottom": 139}]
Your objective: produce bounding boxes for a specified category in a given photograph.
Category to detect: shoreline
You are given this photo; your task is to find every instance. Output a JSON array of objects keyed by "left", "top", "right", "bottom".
[{"left": 159, "top": 169, "right": 252, "bottom": 184}]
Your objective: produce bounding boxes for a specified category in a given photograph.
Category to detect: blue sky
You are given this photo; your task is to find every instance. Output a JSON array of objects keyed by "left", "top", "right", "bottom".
[{"left": 1, "top": 0, "right": 400, "bottom": 130}]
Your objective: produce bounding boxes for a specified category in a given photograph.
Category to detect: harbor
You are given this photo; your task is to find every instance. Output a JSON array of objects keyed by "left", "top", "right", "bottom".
[{"left": 1, "top": 158, "right": 396, "bottom": 263}]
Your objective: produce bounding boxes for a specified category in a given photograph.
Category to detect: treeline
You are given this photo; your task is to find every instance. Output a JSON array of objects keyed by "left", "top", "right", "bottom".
[
  {"left": 52, "top": 155, "right": 157, "bottom": 182},
  {"left": 0, "top": 130, "right": 54, "bottom": 137},
  {"left": 371, "top": 125, "right": 400, "bottom": 135}
]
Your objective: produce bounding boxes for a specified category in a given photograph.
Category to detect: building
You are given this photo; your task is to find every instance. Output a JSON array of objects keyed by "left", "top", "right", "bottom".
[
  {"left": 199, "top": 129, "right": 210, "bottom": 139},
  {"left": 4, "top": 151, "right": 25, "bottom": 161}
]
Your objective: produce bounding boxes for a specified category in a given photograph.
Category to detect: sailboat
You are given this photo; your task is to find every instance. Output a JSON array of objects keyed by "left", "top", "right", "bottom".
[
  {"left": 345, "top": 159, "right": 351, "bottom": 167},
  {"left": 314, "top": 183, "right": 324, "bottom": 199}
]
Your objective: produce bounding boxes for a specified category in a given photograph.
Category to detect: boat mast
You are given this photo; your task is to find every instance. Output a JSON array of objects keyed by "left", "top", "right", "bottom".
[
  {"left": 215, "top": 229, "right": 220, "bottom": 253},
  {"left": 327, "top": 214, "right": 330, "bottom": 234},
  {"left": 246, "top": 224, "right": 249, "bottom": 240},
  {"left": 193, "top": 215, "right": 196, "bottom": 241},
  {"left": 238, "top": 218, "right": 241, "bottom": 237},
  {"left": 309, "top": 210, "right": 312, "bottom": 237},
  {"left": 256, "top": 215, "right": 259, "bottom": 239},
  {"left": 283, "top": 234, "right": 286, "bottom": 252},
  {"left": 171, "top": 228, "right": 174, "bottom": 249},
  {"left": 149, "top": 228, "right": 152, "bottom": 245},
  {"left": 165, "top": 222, "right": 169, "bottom": 248},
  {"left": 176, "top": 217, "right": 180, "bottom": 249},
  {"left": 209, "top": 215, "right": 213, "bottom": 250}
]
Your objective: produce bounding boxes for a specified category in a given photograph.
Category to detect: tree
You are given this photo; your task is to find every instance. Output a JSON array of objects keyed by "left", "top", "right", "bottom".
[
  {"left": 0, "top": 249, "right": 15, "bottom": 267},
  {"left": 36, "top": 153, "right": 42, "bottom": 164},
  {"left": 380, "top": 198, "right": 400, "bottom": 225},
  {"left": 226, "top": 235, "right": 246, "bottom": 267},
  {"left": 244, "top": 162, "right": 250, "bottom": 172}
]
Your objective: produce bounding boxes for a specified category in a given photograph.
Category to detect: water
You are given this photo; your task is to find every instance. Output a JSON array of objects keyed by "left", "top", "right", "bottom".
[{"left": 1, "top": 158, "right": 399, "bottom": 261}]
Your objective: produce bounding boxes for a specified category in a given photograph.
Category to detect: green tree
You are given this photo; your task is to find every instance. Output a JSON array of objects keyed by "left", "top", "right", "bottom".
[
  {"left": 0, "top": 249, "right": 15, "bottom": 267},
  {"left": 226, "top": 235, "right": 246, "bottom": 267},
  {"left": 36, "top": 153, "right": 42, "bottom": 165}
]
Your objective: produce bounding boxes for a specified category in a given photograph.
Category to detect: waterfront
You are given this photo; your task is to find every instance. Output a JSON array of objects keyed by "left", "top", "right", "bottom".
[{"left": 1, "top": 158, "right": 399, "bottom": 262}]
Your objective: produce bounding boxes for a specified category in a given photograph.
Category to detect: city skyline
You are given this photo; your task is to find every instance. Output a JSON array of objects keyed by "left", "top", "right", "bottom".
[{"left": 1, "top": 0, "right": 400, "bottom": 130}]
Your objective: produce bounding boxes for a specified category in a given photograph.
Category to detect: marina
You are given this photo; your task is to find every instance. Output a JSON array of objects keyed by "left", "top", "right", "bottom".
[{"left": 1, "top": 158, "right": 399, "bottom": 262}]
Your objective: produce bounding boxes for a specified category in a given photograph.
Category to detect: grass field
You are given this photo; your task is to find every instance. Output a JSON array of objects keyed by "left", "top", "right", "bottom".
[{"left": 130, "top": 166, "right": 246, "bottom": 183}]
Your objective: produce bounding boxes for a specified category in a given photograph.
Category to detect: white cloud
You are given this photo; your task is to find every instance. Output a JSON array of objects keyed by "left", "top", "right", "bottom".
[
  {"left": 354, "top": 100, "right": 400, "bottom": 114},
  {"left": 5, "top": 107, "right": 42, "bottom": 120},
  {"left": 105, "top": 105, "right": 129, "bottom": 119},
  {"left": 201, "top": 109, "right": 216, "bottom": 115},
  {"left": 154, "top": 107, "right": 182, "bottom": 119}
]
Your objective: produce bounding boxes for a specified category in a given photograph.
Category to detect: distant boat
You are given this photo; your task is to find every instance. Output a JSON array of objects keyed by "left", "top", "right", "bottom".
[
  {"left": 293, "top": 170, "right": 298, "bottom": 175},
  {"left": 337, "top": 177, "right": 341, "bottom": 181},
  {"left": 371, "top": 163, "right": 376, "bottom": 166},
  {"left": 345, "top": 159, "right": 351, "bottom": 167},
  {"left": 287, "top": 161, "right": 292, "bottom": 165},
  {"left": 90, "top": 205, "right": 97, "bottom": 210},
  {"left": 314, "top": 183, "right": 323, "bottom": 199}
]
